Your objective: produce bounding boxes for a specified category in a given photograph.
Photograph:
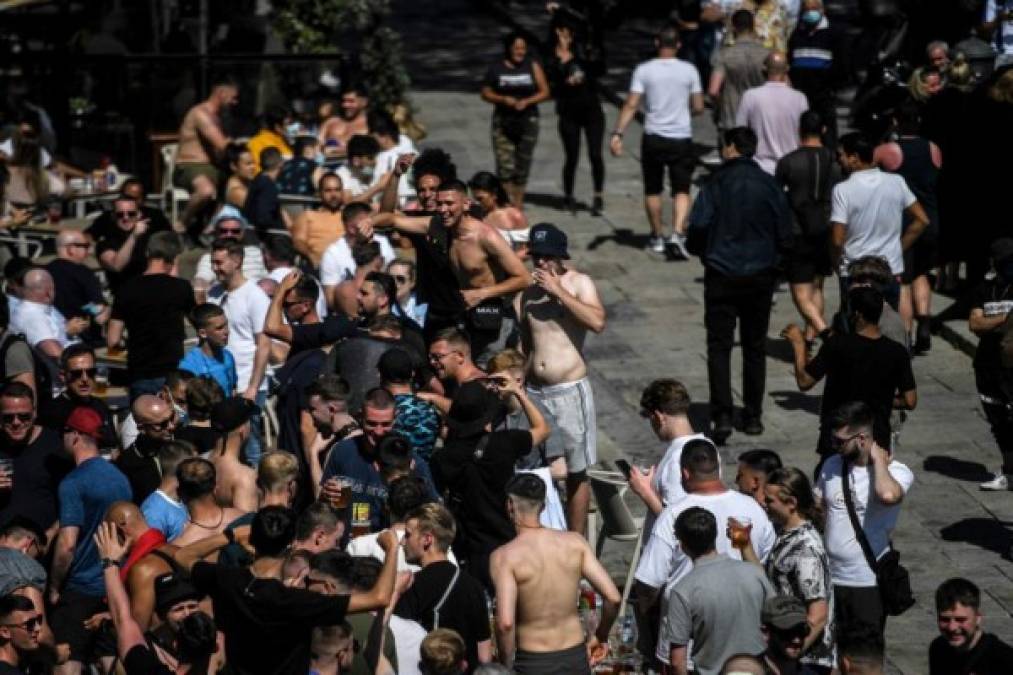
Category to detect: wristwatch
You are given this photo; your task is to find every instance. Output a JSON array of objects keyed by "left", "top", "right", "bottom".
[
  {"left": 611, "top": 130, "right": 623, "bottom": 138},
  {"left": 100, "top": 558, "right": 118, "bottom": 569}
]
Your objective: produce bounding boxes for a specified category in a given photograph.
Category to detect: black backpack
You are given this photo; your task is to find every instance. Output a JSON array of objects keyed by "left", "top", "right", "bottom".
[{"left": 0, "top": 331, "right": 56, "bottom": 404}]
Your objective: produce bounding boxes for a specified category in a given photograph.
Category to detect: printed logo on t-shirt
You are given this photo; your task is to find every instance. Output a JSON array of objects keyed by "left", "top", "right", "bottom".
[
  {"left": 499, "top": 73, "right": 534, "bottom": 88},
  {"left": 984, "top": 300, "right": 1013, "bottom": 316}
]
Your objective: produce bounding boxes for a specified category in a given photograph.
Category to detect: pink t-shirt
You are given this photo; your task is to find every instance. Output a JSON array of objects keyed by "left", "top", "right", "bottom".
[{"left": 736, "top": 81, "right": 810, "bottom": 174}]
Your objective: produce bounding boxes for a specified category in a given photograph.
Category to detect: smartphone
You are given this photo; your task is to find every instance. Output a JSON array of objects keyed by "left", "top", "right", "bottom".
[{"left": 615, "top": 459, "right": 633, "bottom": 480}]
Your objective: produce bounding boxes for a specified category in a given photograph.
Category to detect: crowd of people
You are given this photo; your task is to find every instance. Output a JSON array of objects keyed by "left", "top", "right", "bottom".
[{"left": 0, "top": 0, "right": 1012, "bottom": 674}]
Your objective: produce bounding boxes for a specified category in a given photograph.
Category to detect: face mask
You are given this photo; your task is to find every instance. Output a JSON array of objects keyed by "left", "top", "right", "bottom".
[
  {"left": 315, "top": 151, "right": 326, "bottom": 166},
  {"left": 802, "top": 10, "right": 821, "bottom": 25},
  {"left": 358, "top": 165, "right": 375, "bottom": 180},
  {"left": 285, "top": 122, "right": 301, "bottom": 138}
]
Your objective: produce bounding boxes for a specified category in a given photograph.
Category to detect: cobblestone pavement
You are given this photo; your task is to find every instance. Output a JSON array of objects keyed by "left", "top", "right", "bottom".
[{"left": 394, "top": 3, "right": 1013, "bottom": 671}]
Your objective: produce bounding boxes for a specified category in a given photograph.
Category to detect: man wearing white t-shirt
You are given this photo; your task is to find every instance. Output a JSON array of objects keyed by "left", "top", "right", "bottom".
[
  {"left": 984, "top": 0, "right": 1013, "bottom": 67},
  {"left": 830, "top": 133, "right": 929, "bottom": 289},
  {"left": 207, "top": 239, "right": 272, "bottom": 466},
  {"left": 319, "top": 202, "right": 396, "bottom": 303},
  {"left": 610, "top": 26, "right": 705, "bottom": 256},
  {"left": 633, "top": 440, "right": 775, "bottom": 668},
  {"left": 814, "top": 400, "right": 913, "bottom": 644},
  {"left": 12, "top": 268, "right": 82, "bottom": 360},
  {"left": 370, "top": 110, "right": 418, "bottom": 204},
  {"left": 626, "top": 379, "right": 712, "bottom": 539}
]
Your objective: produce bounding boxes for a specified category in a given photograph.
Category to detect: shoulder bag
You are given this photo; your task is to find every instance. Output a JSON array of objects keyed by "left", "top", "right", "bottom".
[{"left": 841, "top": 460, "right": 915, "bottom": 616}]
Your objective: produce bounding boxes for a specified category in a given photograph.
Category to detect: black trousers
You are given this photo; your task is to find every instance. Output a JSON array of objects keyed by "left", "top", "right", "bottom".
[
  {"left": 975, "top": 367, "right": 1013, "bottom": 474},
  {"left": 704, "top": 269, "right": 775, "bottom": 422},
  {"left": 558, "top": 105, "right": 605, "bottom": 197}
]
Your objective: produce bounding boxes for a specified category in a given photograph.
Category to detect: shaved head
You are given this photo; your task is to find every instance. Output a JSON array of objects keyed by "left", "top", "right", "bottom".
[
  {"left": 105, "top": 501, "right": 146, "bottom": 534},
  {"left": 133, "top": 395, "right": 173, "bottom": 424},
  {"left": 56, "top": 230, "right": 87, "bottom": 247},
  {"left": 766, "top": 51, "right": 789, "bottom": 77}
]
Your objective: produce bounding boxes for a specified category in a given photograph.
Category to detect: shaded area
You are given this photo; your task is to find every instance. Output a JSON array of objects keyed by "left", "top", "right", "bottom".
[
  {"left": 923, "top": 455, "right": 992, "bottom": 483},
  {"left": 765, "top": 336, "right": 795, "bottom": 365},
  {"left": 769, "top": 390, "right": 822, "bottom": 416},
  {"left": 940, "top": 518, "right": 1013, "bottom": 561}
]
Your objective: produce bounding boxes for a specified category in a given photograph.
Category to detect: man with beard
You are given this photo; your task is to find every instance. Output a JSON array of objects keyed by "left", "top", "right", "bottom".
[
  {"left": 372, "top": 179, "right": 531, "bottom": 356},
  {"left": 929, "top": 577, "right": 1013, "bottom": 674},
  {"left": 759, "top": 596, "right": 808, "bottom": 675},
  {"left": 319, "top": 84, "right": 370, "bottom": 161},
  {"left": 292, "top": 173, "right": 347, "bottom": 267},
  {"left": 814, "top": 402, "right": 913, "bottom": 643},
  {"left": 115, "top": 395, "right": 178, "bottom": 505}
]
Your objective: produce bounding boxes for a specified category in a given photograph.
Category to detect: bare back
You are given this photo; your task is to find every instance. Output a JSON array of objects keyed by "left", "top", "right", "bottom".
[
  {"left": 212, "top": 456, "right": 258, "bottom": 512},
  {"left": 172, "top": 505, "right": 246, "bottom": 548},
  {"left": 520, "top": 270, "right": 595, "bottom": 385},
  {"left": 498, "top": 528, "right": 588, "bottom": 652}
]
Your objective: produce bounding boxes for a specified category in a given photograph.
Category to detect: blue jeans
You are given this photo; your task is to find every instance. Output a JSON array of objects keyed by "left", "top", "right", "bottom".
[
  {"left": 129, "top": 377, "right": 166, "bottom": 403},
  {"left": 241, "top": 390, "right": 267, "bottom": 468}
]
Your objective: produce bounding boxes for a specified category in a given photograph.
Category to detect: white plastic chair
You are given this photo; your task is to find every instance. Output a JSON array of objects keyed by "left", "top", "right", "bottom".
[
  {"left": 160, "top": 143, "right": 190, "bottom": 224},
  {"left": 588, "top": 468, "right": 645, "bottom": 618}
]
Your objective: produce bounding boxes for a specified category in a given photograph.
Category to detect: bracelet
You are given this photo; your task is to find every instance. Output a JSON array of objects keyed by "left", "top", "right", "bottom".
[
  {"left": 611, "top": 131, "right": 623, "bottom": 138},
  {"left": 101, "top": 558, "right": 118, "bottom": 569}
]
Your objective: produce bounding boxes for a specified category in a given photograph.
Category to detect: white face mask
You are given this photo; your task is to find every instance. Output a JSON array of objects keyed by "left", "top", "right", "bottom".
[
  {"left": 357, "top": 164, "right": 375, "bottom": 180},
  {"left": 315, "top": 152, "right": 326, "bottom": 166}
]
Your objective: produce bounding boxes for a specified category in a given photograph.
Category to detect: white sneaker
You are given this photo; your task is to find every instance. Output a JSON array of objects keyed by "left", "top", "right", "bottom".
[
  {"left": 980, "top": 474, "right": 1010, "bottom": 491},
  {"left": 646, "top": 236, "right": 665, "bottom": 253},
  {"left": 668, "top": 233, "right": 690, "bottom": 259}
]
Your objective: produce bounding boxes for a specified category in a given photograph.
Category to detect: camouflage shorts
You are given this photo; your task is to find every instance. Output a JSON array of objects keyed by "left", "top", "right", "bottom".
[{"left": 492, "top": 112, "right": 539, "bottom": 185}]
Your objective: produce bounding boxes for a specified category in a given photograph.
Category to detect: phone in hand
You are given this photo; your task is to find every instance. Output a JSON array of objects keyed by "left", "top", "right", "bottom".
[{"left": 615, "top": 459, "right": 633, "bottom": 480}]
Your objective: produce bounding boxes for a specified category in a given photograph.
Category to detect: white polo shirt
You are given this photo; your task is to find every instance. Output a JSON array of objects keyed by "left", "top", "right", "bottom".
[
  {"left": 629, "top": 57, "right": 702, "bottom": 139},
  {"left": 830, "top": 168, "right": 917, "bottom": 276}
]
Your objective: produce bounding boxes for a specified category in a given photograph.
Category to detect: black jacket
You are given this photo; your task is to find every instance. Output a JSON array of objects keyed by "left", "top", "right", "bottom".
[{"left": 686, "top": 156, "right": 793, "bottom": 278}]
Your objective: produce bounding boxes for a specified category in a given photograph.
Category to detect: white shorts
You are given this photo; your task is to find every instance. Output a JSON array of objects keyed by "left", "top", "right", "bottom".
[{"left": 527, "top": 377, "right": 597, "bottom": 475}]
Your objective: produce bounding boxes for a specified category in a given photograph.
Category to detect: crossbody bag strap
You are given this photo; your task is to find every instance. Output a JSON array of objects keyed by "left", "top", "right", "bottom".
[
  {"left": 432, "top": 565, "right": 461, "bottom": 629},
  {"left": 840, "top": 461, "right": 880, "bottom": 574}
]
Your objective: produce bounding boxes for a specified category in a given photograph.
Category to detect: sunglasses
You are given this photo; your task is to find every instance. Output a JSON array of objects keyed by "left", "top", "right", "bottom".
[
  {"left": 3, "top": 615, "right": 42, "bottom": 632},
  {"left": 141, "top": 415, "right": 176, "bottom": 431},
  {"left": 428, "top": 351, "right": 458, "bottom": 363},
  {"left": 283, "top": 299, "right": 307, "bottom": 308},
  {"left": 1, "top": 412, "right": 32, "bottom": 424},
  {"left": 830, "top": 431, "right": 862, "bottom": 449},
  {"left": 65, "top": 242, "right": 89, "bottom": 249},
  {"left": 774, "top": 624, "right": 809, "bottom": 640},
  {"left": 392, "top": 275, "right": 409, "bottom": 284},
  {"left": 218, "top": 227, "right": 243, "bottom": 235},
  {"left": 67, "top": 368, "right": 97, "bottom": 381},
  {"left": 116, "top": 210, "right": 138, "bottom": 219}
]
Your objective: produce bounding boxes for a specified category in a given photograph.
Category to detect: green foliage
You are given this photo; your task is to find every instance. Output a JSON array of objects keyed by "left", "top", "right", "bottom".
[{"left": 272, "top": 0, "right": 410, "bottom": 110}]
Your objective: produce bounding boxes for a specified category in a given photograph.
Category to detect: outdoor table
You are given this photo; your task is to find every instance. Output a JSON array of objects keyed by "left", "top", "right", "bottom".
[
  {"left": 65, "top": 187, "right": 120, "bottom": 218},
  {"left": 95, "top": 346, "right": 128, "bottom": 370}
]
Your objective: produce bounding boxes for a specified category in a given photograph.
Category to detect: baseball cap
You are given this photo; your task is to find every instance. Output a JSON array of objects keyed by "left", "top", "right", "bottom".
[
  {"left": 447, "top": 380, "right": 504, "bottom": 438},
  {"left": 528, "top": 223, "right": 570, "bottom": 259},
  {"left": 65, "top": 406, "right": 104, "bottom": 440},
  {"left": 762, "top": 595, "right": 808, "bottom": 630},
  {"left": 991, "top": 238, "right": 1013, "bottom": 264},
  {"left": 211, "top": 205, "right": 249, "bottom": 230},
  {"left": 154, "top": 572, "right": 202, "bottom": 615},
  {"left": 378, "top": 348, "right": 415, "bottom": 384},
  {"left": 210, "top": 397, "right": 257, "bottom": 434}
]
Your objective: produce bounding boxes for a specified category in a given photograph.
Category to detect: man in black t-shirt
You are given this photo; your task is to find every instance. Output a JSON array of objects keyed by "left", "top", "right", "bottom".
[
  {"left": 90, "top": 195, "right": 170, "bottom": 297},
  {"left": 971, "top": 238, "right": 1013, "bottom": 491},
  {"left": 107, "top": 232, "right": 195, "bottom": 401},
  {"left": 0, "top": 594, "right": 41, "bottom": 674},
  {"left": 783, "top": 286, "right": 916, "bottom": 456},
  {"left": 929, "top": 577, "right": 1013, "bottom": 675},
  {"left": 38, "top": 345, "right": 116, "bottom": 452},
  {"left": 168, "top": 506, "right": 401, "bottom": 675},
  {"left": 396, "top": 503, "right": 492, "bottom": 672},
  {"left": 434, "top": 379, "right": 549, "bottom": 591}
]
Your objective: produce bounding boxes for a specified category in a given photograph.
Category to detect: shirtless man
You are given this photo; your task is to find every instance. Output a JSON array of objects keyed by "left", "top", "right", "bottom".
[
  {"left": 332, "top": 242, "right": 384, "bottom": 317},
  {"left": 173, "top": 76, "right": 240, "bottom": 232},
  {"left": 208, "top": 397, "right": 258, "bottom": 512},
  {"left": 171, "top": 458, "right": 248, "bottom": 549},
  {"left": 516, "top": 223, "right": 606, "bottom": 536},
  {"left": 371, "top": 178, "right": 531, "bottom": 359},
  {"left": 491, "top": 474, "right": 620, "bottom": 674},
  {"left": 291, "top": 173, "right": 345, "bottom": 267},
  {"left": 104, "top": 502, "right": 179, "bottom": 630},
  {"left": 318, "top": 85, "right": 370, "bottom": 160}
]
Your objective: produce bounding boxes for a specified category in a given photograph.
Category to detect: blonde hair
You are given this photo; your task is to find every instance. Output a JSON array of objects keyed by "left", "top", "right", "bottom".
[
  {"left": 908, "top": 67, "right": 940, "bottom": 102},
  {"left": 406, "top": 503, "right": 456, "bottom": 552},
  {"left": 947, "top": 52, "right": 974, "bottom": 91},
  {"left": 257, "top": 451, "right": 299, "bottom": 492},
  {"left": 420, "top": 629, "right": 466, "bottom": 675},
  {"left": 391, "top": 103, "right": 427, "bottom": 142},
  {"left": 487, "top": 348, "right": 525, "bottom": 374}
]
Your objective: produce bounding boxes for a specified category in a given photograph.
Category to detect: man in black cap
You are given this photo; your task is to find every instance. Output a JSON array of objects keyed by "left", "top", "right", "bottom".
[
  {"left": 209, "top": 397, "right": 258, "bottom": 511},
  {"left": 433, "top": 379, "right": 549, "bottom": 591},
  {"left": 972, "top": 237, "right": 1013, "bottom": 491},
  {"left": 145, "top": 572, "right": 205, "bottom": 660},
  {"left": 760, "top": 595, "right": 808, "bottom": 674},
  {"left": 516, "top": 222, "right": 606, "bottom": 536}
]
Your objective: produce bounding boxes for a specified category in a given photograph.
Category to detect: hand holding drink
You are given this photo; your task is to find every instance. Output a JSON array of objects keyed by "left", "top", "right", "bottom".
[
  {"left": 321, "top": 478, "right": 351, "bottom": 510},
  {"left": 727, "top": 517, "right": 752, "bottom": 549}
]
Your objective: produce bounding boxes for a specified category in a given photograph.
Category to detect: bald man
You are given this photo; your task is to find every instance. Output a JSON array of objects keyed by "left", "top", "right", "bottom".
[
  {"left": 735, "top": 52, "right": 810, "bottom": 174},
  {"left": 103, "top": 501, "right": 184, "bottom": 630},
  {"left": 12, "top": 268, "right": 88, "bottom": 360},
  {"left": 171, "top": 458, "right": 248, "bottom": 549},
  {"left": 47, "top": 231, "right": 109, "bottom": 340},
  {"left": 115, "top": 395, "right": 178, "bottom": 505}
]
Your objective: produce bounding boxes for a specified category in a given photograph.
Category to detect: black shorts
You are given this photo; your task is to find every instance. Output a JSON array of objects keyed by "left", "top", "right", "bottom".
[
  {"left": 641, "top": 133, "right": 695, "bottom": 195},
  {"left": 50, "top": 591, "right": 116, "bottom": 662},
  {"left": 785, "top": 232, "right": 833, "bottom": 284},
  {"left": 901, "top": 234, "right": 937, "bottom": 283}
]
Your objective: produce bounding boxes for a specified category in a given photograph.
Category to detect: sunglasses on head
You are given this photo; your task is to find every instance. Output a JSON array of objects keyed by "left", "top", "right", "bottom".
[
  {"left": 116, "top": 210, "right": 138, "bottom": 219},
  {"left": 1, "top": 412, "right": 32, "bottom": 424},
  {"left": 67, "top": 368, "right": 97, "bottom": 381}
]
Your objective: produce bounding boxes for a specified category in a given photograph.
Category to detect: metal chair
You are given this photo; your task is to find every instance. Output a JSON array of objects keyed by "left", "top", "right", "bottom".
[
  {"left": 588, "top": 469, "right": 645, "bottom": 618},
  {"left": 159, "top": 143, "right": 190, "bottom": 225}
]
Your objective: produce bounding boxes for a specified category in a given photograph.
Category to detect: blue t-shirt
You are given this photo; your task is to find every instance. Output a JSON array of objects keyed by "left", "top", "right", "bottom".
[
  {"left": 59, "top": 457, "right": 132, "bottom": 596},
  {"left": 179, "top": 345, "right": 238, "bottom": 395},
  {"left": 140, "top": 490, "right": 187, "bottom": 542},
  {"left": 321, "top": 435, "right": 438, "bottom": 532}
]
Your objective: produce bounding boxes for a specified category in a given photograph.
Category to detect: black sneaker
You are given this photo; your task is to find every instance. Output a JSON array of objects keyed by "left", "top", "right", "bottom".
[
  {"left": 563, "top": 196, "right": 577, "bottom": 215},
  {"left": 591, "top": 196, "right": 604, "bottom": 216},
  {"left": 743, "top": 418, "right": 764, "bottom": 435},
  {"left": 711, "top": 416, "right": 733, "bottom": 446}
]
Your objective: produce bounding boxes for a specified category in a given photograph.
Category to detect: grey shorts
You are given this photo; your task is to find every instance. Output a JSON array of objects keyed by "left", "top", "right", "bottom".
[
  {"left": 527, "top": 377, "right": 597, "bottom": 475},
  {"left": 514, "top": 642, "right": 591, "bottom": 675}
]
